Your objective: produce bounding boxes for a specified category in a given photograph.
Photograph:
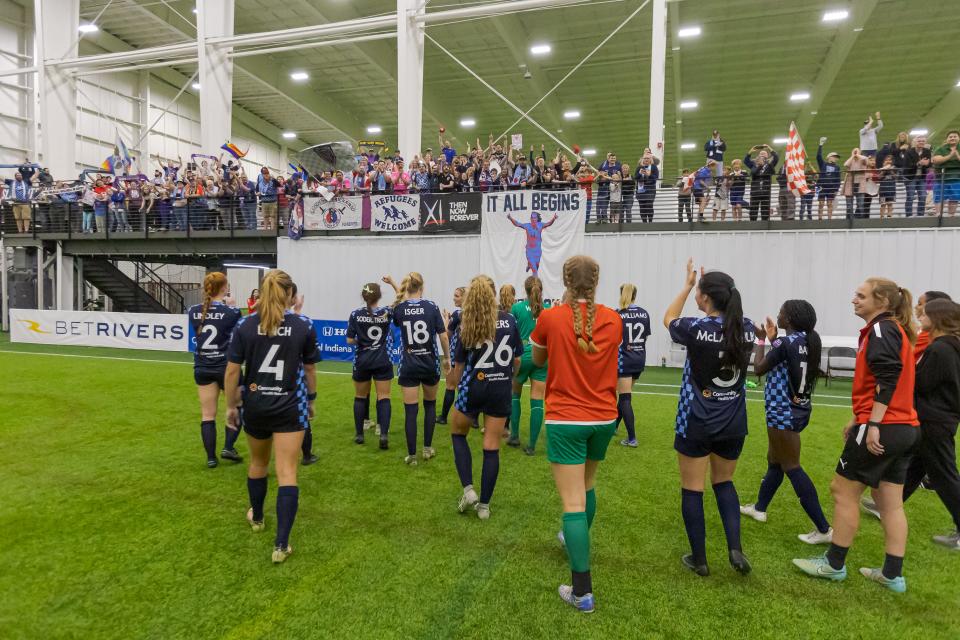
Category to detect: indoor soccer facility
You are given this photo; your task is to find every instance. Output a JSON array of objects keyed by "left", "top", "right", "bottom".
[{"left": 3, "top": 0, "right": 960, "bottom": 638}]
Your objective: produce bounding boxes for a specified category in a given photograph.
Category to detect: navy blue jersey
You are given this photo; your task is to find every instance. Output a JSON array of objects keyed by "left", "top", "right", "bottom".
[
  {"left": 762, "top": 332, "right": 814, "bottom": 431},
  {"left": 187, "top": 301, "right": 242, "bottom": 369},
  {"left": 618, "top": 305, "right": 652, "bottom": 374},
  {"left": 669, "top": 315, "right": 757, "bottom": 439},
  {"left": 448, "top": 308, "right": 462, "bottom": 356},
  {"left": 393, "top": 298, "right": 446, "bottom": 378},
  {"left": 228, "top": 312, "right": 319, "bottom": 427},
  {"left": 347, "top": 305, "right": 393, "bottom": 370},
  {"left": 455, "top": 312, "right": 523, "bottom": 415}
]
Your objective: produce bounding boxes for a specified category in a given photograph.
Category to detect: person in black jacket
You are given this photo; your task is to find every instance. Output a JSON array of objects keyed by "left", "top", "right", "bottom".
[
  {"left": 903, "top": 298, "right": 960, "bottom": 550},
  {"left": 743, "top": 145, "right": 778, "bottom": 221},
  {"left": 704, "top": 130, "right": 726, "bottom": 176},
  {"left": 902, "top": 135, "right": 932, "bottom": 217},
  {"left": 634, "top": 155, "right": 659, "bottom": 223}
]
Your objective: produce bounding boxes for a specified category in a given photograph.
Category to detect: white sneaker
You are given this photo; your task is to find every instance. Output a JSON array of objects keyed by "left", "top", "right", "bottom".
[
  {"left": 475, "top": 502, "right": 490, "bottom": 520},
  {"left": 363, "top": 419, "right": 375, "bottom": 431},
  {"left": 740, "top": 503, "right": 768, "bottom": 523},
  {"left": 246, "top": 507, "right": 264, "bottom": 533},
  {"left": 860, "top": 497, "right": 881, "bottom": 520},
  {"left": 404, "top": 455, "right": 418, "bottom": 466},
  {"left": 458, "top": 486, "right": 479, "bottom": 513},
  {"left": 932, "top": 530, "right": 960, "bottom": 550},
  {"left": 557, "top": 530, "right": 566, "bottom": 547},
  {"left": 798, "top": 527, "right": 833, "bottom": 545},
  {"left": 375, "top": 424, "right": 381, "bottom": 436},
  {"left": 422, "top": 446, "right": 436, "bottom": 461}
]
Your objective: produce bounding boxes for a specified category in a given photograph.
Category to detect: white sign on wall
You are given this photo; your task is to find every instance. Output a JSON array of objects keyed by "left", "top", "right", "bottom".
[
  {"left": 10, "top": 309, "right": 189, "bottom": 351},
  {"left": 370, "top": 194, "right": 420, "bottom": 232},
  {"left": 302, "top": 195, "right": 363, "bottom": 230}
]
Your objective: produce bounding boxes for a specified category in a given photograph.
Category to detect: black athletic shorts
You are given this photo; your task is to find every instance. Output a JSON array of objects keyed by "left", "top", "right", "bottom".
[
  {"left": 619, "top": 368, "right": 644, "bottom": 380},
  {"left": 243, "top": 420, "right": 304, "bottom": 440},
  {"left": 353, "top": 363, "right": 394, "bottom": 383},
  {"left": 455, "top": 381, "right": 512, "bottom": 419},
  {"left": 194, "top": 367, "right": 224, "bottom": 388},
  {"left": 398, "top": 373, "right": 441, "bottom": 388},
  {"left": 836, "top": 423, "right": 919, "bottom": 488},
  {"left": 674, "top": 433, "right": 745, "bottom": 460}
]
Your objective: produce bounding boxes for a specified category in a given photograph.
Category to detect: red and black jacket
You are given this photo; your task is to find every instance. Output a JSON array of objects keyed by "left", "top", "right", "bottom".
[{"left": 852, "top": 312, "right": 919, "bottom": 426}]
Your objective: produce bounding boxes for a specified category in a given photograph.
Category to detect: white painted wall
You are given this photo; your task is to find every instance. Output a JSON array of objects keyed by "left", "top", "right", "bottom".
[
  {"left": 279, "top": 227, "right": 960, "bottom": 367},
  {"left": 0, "top": 0, "right": 32, "bottom": 164}
]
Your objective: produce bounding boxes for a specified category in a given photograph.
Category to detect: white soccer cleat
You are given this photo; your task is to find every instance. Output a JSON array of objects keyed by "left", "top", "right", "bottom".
[
  {"left": 246, "top": 508, "right": 264, "bottom": 533},
  {"left": 860, "top": 497, "right": 881, "bottom": 520},
  {"left": 404, "top": 455, "right": 418, "bottom": 466},
  {"left": 271, "top": 545, "right": 293, "bottom": 564},
  {"left": 798, "top": 527, "right": 833, "bottom": 545},
  {"left": 475, "top": 503, "right": 491, "bottom": 520},
  {"left": 364, "top": 419, "right": 375, "bottom": 431},
  {"left": 740, "top": 503, "right": 768, "bottom": 523},
  {"left": 458, "top": 486, "right": 479, "bottom": 513},
  {"left": 422, "top": 447, "right": 436, "bottom": 461}
]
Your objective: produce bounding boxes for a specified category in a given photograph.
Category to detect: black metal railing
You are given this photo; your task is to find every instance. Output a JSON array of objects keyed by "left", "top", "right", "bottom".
[{"left": 130, "top": 261, "right": 185, "bottom": 314}]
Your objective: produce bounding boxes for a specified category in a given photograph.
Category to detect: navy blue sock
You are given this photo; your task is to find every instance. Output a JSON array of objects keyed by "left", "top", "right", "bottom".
[
  {"left": 441, "top": 389, "right": 455, "bottom": 421},
  {"left": 404, "top": 403, "right": 419, "bottom": 455},
  {"left": 786, "top": 467, "right": 831, "bottom": 534},
  {"left": 376, "top": 399, "right": 391, "bottom": 436},
  {"left": 755, "top": 463, "right": 784, "bottom": 512},
  {"left": 275, "top": 485, "right": 299, "bottom": 549},
  {"left": 423, "top": 400, "right": 437, "bottom": 448},
  {"left": 713, "top": 480, "right": 742, "bottom": 552},
  {"left": 681, "top": 488, "right": 707, "bottom": 565},
  {"left": 618, "top": 393, "right": 635, "bottom": 441},
  {"left": 451, "top": 433, "right": 473, "bottom": 487},
  {"left": 200, "top": 420, "right": 217, "bottom": 460},
  {"left": 480, "top": 449, "right": 500, "bottom": 504},
  {"left": 301, "top": 427, "right": 313, "bottom": 457},
  {"left": 353, "top": 397, "right": 367, "bottom": 436},
  {"left": 882, "top": 553, "right": 904, "bottom": 580},
  {"left": 826, "top": 543, "right": 848, "bottom": 570},
  {"left": 224, "top": 422, "right": 240, "bottom": 450},
  {"left": 247, "top": 476, "right": 267, "bottom": 522}
]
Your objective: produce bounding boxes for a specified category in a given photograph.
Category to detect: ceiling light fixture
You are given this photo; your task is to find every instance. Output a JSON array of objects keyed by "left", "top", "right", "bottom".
[
  {"left": 822, "top": 9, "right": 849, "bottom": 22},
  {"left": 909, "top": 128, "right": 928, "bottom": 136},
  {"left": 282, "top": 132, "right": 296, "bottom": 139},
  {"left": 191, "top": 82, "right": 201, "bottom": 90},
  {"left": 289, "top": 71, "right": 309, "bottom": 81},
  {"left": 78, "top": 23, "right": 99, "bottom": 33},
  {"left": 582, "top": 148, "right": 596, "bottom": 156},
  {"left": 530, "top": 43, "right": 551, "bottom": 55},
  {"left": 460, "top": 118, "right": 476, "bottom": 127},
  {"left": 679, "top": 100, "right": 698, "bottom": 110},
  {"left": 790, "top": 92, "right": 810, "bottom": 102},
  {"left": 677, "top": 26, "right": 701, "bottom": 38},
  {"left": 772, "top": 137, "right": 789, "bottom": 144},
  {"left": 366, "top": 125, "right": 382, "bottom": 134},
  {"left": 680, "top": 143, "right": 695, "bottom": 150},
  {"left": 563, "top": 110, "right": 581, "bottom": 119}
]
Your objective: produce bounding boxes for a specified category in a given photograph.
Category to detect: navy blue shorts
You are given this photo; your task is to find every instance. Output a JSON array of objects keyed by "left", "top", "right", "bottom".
[
  {"left": 455, "top": 381, "right": 512, "bottom": 419},
  {"left": 674, "top": 433, "right": 745, "bottom": 460},
  {"left": 194, "top": 367, "right": 224, "bottom": 388},
  {"left": 818, "top": 188, "right": 838, "bottom": 200},
  {"left": 618, "top": 367, "right": 644, "bottom": 380},
  {"left": 398, "top": 373, "right": 441, "bottom": 388},
  {"left": 353, "top": 363, "right": 394, "bottom": 383},
  {"left": 243, "top": 416, "right": 304, "bottom": 440}
]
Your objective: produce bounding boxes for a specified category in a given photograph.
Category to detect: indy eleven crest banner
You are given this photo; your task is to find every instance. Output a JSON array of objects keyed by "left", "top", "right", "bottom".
[
  {"left": 302, "top": 195, "right": 364, "bottom": 230},
  {"left": 480, "top": 190, "right": 586, "bottom": 300}
]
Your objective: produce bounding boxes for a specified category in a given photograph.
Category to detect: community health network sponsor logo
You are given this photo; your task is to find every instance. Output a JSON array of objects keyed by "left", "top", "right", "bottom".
[{"left": 17, "top": 319, "right": 50, "bottom": 334}]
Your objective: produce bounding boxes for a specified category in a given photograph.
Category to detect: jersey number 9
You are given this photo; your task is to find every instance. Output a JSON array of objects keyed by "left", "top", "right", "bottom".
[{"left": 367, "top": 325, "right": 383, "bottom": 347}]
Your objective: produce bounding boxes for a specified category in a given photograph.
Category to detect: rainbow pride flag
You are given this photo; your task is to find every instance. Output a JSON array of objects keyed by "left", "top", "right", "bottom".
[{"left": 220, "top": 142, "right": 248, "bottom": 160}]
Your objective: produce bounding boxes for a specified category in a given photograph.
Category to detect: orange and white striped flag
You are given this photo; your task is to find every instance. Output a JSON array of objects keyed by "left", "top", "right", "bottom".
[{"left": 785, "top": 122, "right": 811, "bottom": 196}]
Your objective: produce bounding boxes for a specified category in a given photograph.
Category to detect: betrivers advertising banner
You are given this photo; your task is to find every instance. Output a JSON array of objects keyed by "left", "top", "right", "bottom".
[
  {"left": 370, "top": 194, "right": 421, "bottom": 232},
  {"left": 10, "top": 309, "right": 189, "bottom": 351},
  {"left": 480, "top": 190, "right": 586, "bottom": 300}
]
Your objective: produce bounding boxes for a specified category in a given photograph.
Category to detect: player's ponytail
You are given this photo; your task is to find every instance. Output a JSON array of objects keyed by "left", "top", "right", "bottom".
[
  {"left": 619, "top": 283, "right": 637, "bottom": 310},
  {"left": 396, "top": 271, "right": 424, "bottom": 306},
  {"left": 524, "top": 276, "right": 543, "bottom": 318},
  {"left": 499, "top": 284, "right": 516, "bottom": 313},
  {"left": 199, "top": 272, "right": 228, "bottom": 330},
  {"left": 461, "top": 275, "right": 497, "bottom": 347},
  {"left": 362, "top": 282, "right": 382, "bottom": 309},
  {"left": 698, "top": 271, "right": 748, "bottom": 371},
  {"left": 867, "top": 277, "right": 917, "bottom": 344},
  {"left": 563, "top": 255, "right": 600, "bottom": 353},
  {"left": 781, "top": 299, "right": 821, "bottom": 393},
  {"left": 259, "top": 269, "right": 294, "bottom": 337}
]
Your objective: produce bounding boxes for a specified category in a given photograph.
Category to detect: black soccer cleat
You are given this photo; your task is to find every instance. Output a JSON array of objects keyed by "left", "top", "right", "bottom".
[
  {"left": 379, "top": 436, "right": 389, "bottom": 450},
  {"left": 206, "top": 458, "right": 218, "bottom": 469},
  {"left": 506, "top": 437, "right": 521, "bottom": 448},
  {"left": 354, "top": 434, "right": 365, "bottom": 445},
  {"left": 220, "top": 448, "right": 243, "bottom": 462},
  {"left": 729, "top": 550, "right": 752, "bottom": 575},
  {"left": 523, "top": 446, "right": 536, "bottom": 456},
  {"left": 435, "top": 417, "right": 448, "bottom": 425},
  {"left": 301, "top": 453, "right": 319, "bottom": 466},
  {"left": 681, "top": 554, "right": 710, "bottom": 577}
]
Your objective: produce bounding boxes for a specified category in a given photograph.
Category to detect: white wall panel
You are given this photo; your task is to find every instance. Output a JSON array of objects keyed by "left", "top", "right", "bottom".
[{"left": 280, "top": 227, "right": 960, "bottom": 367}]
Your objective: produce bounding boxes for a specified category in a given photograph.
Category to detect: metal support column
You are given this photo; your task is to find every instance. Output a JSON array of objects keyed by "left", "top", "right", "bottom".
[
  {"left": 36, "top": 0, "right": 79, "bottom": 178},
  {"left": 648, "top": 0, "right": 666, "bottom": 160},
  {"left": 197, "top": 0, "right": 235, "bottom": 154},
  {"left": 397, "top": 0, "right": 426, "bottom": 161}
]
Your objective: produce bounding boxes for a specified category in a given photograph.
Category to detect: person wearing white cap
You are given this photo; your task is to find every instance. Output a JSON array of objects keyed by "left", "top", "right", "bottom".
[{"left": 816, "top": 138, "right": 841, "bottom": 219}]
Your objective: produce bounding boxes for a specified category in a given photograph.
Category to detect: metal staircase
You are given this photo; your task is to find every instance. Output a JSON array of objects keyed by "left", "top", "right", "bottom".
[{"left": 82, "top": 259, "right": 183, "bottom": 314}]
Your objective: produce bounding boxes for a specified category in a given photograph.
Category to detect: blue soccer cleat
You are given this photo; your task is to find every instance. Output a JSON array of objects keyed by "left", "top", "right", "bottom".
[
  {"left": 859, "top": 567, "right": 906, "bottom": 593},
  {"left": 792, "top": 555, "right": 847, "bottom": 581},
  {"left": 558, "top": 585, "right": 595, "bottom": 613}
]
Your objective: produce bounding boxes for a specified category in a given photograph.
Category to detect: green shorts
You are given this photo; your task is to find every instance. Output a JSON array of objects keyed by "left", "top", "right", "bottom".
[
  {"left": 516, "top": 349, "right": 547, "bottom": 384},
  {"left": 546, "top": 422, "right": 617, "bottom": 465}
]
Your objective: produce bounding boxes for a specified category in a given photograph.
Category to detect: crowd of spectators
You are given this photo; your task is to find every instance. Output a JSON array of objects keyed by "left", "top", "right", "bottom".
[{"left": 3, "top": 118, "right": 960, "bottom": 234}]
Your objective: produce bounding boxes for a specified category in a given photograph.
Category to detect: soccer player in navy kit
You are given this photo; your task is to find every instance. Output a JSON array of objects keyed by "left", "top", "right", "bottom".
[
  {"left": 347, "top": 281, "right": 397, "bottom": 450},
  {"left": 449, "top": 276, "right": 523, "bottom": 519},
  {"left": 438, "top": 286, "right": 466, "bottom": 425},
  {"left": 390, "top": 272, "right": 451, "bottom": 465},
  {"left": 289, "top": 285, "right": 318, "bottom": 466},
  {"left": 187, "top": 272, "right": 243, "bottom": 468},
  {"left": 615, "top": 283, "right": 651, "bottom": 448},
  {"left": 225, "top": 269, "right": 318, "bottom": 564},
  {"left": 664, "top": 259, "right": 755, "bottom": 577},
  {"left": 740, "top": 300, "right": 833, "bottom": 545}
]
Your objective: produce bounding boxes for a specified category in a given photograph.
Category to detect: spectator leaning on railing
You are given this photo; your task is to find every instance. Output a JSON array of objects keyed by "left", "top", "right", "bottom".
[
  {"left": 704, "top": 130, "right": 726, "bottom": 177},
  {"left": 743, "top": 144, "right": 778, "bottom": 221},
  {"left": 816, "top": 138, "right": 841, "bottom": 220},
  {"left": 4, "top": 171, "right": 33, "bottom": 233},
  {"left": 903, "top": 135, "right": 931, "bottom": 217},
  {"left": 256, "top": 167, "right": 279, "bottom": 230},
  {"left": 932, "top": 130, "right": 960, "bottom": 217}
]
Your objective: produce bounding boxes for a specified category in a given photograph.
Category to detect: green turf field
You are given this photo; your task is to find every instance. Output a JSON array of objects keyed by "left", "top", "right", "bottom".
[{"left": 1, "top": 334, "right": 958, "bottom": 639}]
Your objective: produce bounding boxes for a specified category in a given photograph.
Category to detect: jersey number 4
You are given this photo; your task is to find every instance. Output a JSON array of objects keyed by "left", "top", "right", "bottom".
[{"left": 258, "top": 344, "right": 285, "bottom": 380}]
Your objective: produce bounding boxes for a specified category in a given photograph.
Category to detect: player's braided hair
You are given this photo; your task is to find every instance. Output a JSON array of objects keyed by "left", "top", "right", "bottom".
[
  {"left": 259, "top": 269, "right": 294, "bottom": 337},
  {"left": 563, "top": 255, "right": 600, "bottom": 353},
  {"left": 866, "top": 277, "right": 917, "bottom": 344},
  {"left": 461, "top": 275, "right": 498, "bottom": 347},
  {"left": 524, "top": 276, "right": 543, "bottom": 318},
  {"left": 499, "top": 284, "right": 516, "bottom": 313},
  {"left": 781, "top": 299, "right": 822, "bottom": 393},
  {"left": 395, "top": 272, "right": 424, "bottom": 306},
  {"left": 199, "top": 272, "right": 228, "bottom": 330}
]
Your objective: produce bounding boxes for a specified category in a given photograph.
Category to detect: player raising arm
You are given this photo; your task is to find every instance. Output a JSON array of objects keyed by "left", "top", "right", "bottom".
[{"left": 224, "top": 269, "right": 319, "bottom": 564}]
